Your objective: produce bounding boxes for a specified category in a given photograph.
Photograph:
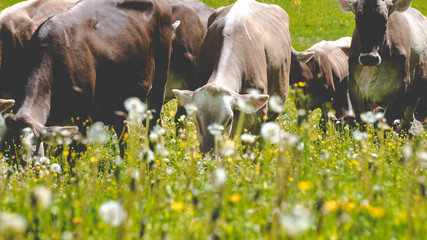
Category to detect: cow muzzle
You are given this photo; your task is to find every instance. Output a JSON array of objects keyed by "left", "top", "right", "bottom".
[{"left": 358, "top": 52, "right": 382, "bottom": 66}]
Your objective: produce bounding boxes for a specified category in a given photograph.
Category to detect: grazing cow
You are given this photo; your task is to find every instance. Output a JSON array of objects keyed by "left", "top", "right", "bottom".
[
  {"left": 291, "top": 37, "right": 355, "bottom": 124},
  {"left": 337, "top": 0, "right": 427, "bottom": 130},
  {"left": 165, "top": 0, "right": 214, "bottom": 123},
  {"left": 0, "top": 0, "right": 77, "bottom": 110},
  {"left": 1, "top": 0, "right": 173, "bottom": 151},
  {"left": 173, "top": 0, "right": 291, "bottom": 152}
]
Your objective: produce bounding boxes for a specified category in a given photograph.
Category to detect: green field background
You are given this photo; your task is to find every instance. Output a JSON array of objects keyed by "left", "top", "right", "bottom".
[{"left": 2, "top": 0, "right": 426, "bottom": 50}]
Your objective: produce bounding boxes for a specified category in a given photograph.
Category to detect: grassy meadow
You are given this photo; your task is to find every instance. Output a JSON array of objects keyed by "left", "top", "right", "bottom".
[{"left": 1, "top": 0, "right": 427, "bottom": 239}]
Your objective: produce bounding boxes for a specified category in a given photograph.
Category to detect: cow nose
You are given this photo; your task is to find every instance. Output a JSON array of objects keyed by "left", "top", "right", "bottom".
[{"left": 358, "top": 52, "right": 382, "bottom": 66}]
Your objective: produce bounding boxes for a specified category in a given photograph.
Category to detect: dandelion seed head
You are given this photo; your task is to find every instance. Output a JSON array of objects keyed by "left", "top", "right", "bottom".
[
  {"left": 87, "top": 122, "right": 108, "bottom": 144},
  {"left": 50, "top": 163, "right": 61, "bottom": 174},
  {"left": 269, "top": 95, "right": 284, "bottom": 114},
  {"left": 31, "top": 186, "right": 52, "bottom": 209},
  {"left": 98, "top": 200, "right": 127, "bottom": 227}
]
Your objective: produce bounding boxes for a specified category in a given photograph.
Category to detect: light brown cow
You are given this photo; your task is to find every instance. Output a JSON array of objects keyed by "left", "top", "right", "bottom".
[
  {"left": 291, "top": 37, "right": 355, "bottom": 124},
  {"left": 0, "top": 0, "right": 77, "bottom": 109},
  {"left": 173, "top": 0, "right": 291, "bottom": 152},
  {"left": 1, "top": 0, "right": 173, "bottom": 154},
  {"left": 338, "top": 0, "right": 427, "bottom": 130}
]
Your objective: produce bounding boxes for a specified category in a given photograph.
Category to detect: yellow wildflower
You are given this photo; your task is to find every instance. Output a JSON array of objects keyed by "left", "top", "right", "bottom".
[
  {"left": 229, "top": 193, "right": 241, "bottom": 203},
  {"left": 323, "top": 200, "right": 339, "bottom": 213},
  {"left": 298, "top": 181, "right": 313, "bottom": 191},
  {"left": 171, "top": 201, "right": 185, "bottom": 211},
  {"left": 366, "top": 205, "right": 385, "bottom": 218}
]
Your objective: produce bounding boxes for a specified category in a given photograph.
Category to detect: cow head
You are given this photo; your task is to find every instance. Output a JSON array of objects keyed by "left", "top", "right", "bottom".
[
  {"left": 173, "top": 85, "right": 268, "bottom": 153},
  {"left": 337, "top": 0, "right": 412, "bottom": 66}
]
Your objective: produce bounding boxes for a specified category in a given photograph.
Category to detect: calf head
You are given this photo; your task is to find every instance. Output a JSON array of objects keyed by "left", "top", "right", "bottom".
[
  {"left": 173, "top": 85, "right": 268, "bottom": 153},
  {"left": 337, "top": 0, "right": 412, "bottom": 66}
]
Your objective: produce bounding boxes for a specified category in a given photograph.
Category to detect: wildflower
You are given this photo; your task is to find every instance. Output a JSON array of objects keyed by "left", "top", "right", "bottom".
[
  {"left": 124, "top": 97, "right": 147, "bottom": 123},
  {"left": 353, "top": 130, "right": 368, "bottom": 141},
  {"left": 31, "top": 186, "right": 52, "bottom": 209},
  {"left": 171, "top": 201, "right": 185, "bottom": 211},
  {"left": 269, "top": 95, "right": 284, "bottom": 113},
  {"left": 50, "top": 163, "right": 61, "bottom": 174},
  {"left": 297, "top": 81, "right": 307, "bottom": 87},
  {"left": 323, "top": 200, "right": 339, "bottom": 213},
  {"left": 39, "top": 156, "right": 50, "bottom": 165},
  {"left": 0, "top": 212, "right": 27, "bottom": 236},
  {"left": 342, "top": 202, "right": 356, "bottom": 213},
  {"left": 298, "top": 181, "right": 313, "bottom": 191},
  {"left": 280, "top": 205, "right": 313, "bottom": 237},
  {"left": 418, "top": 150, "right": 427, "bottom": 168},
  {"left": 149, "top": 125, "right": 165, "bottom": 142},
  {"left": 410, "top": 123, "right": 424, "bottom": 136},
  {"left": 221, "top": 140, "right": 235, "bottom": 156},
  {"left": 366, "top": 205, "right": 385, "bottom": 218},
  {"left": 87, "top": 122, "right": 108, "bottom": 144},
  {"left": 98, "top": 200, "right": 127, "bottom": 227},
  {"left": 360, "top": 111, "right": 384, "bottom": 123},
  {"left": 236, "top": 89, "right": 266, "bottom": 113},
  {"left": 184, "top": 103, "right": 198, "bottom": 116},
  {"left": 213, "top": 168, "right": 227, "bottom": 187},
  {"left": 139, "top": 149, "right": 154, "bottom": 163},
  {"left": 282, "top": 132, "right": 300, "bottom": 146},
  {"left": 297, "top": 109, "right": 307, "bottom": 117},
  {"left": 241, "top": 133, "right": 256, "bottom": 143},
  {"left": 208, "top": 123, "right": 224, "bottom": 136},
  {"left": 377, "top": 119, "right": 390, "bottom": 130},
  {"left": 261, "top": 122, "right": 282, "bottom": 144},
  {"left": 229, "top": 193, "right": 241, "bottom": 203}
]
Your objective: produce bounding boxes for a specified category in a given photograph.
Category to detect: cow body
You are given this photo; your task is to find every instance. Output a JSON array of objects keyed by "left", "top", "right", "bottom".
[
  {"left": 3, "top": 0, "right": 172, "bottom": 145},
  {"left": 291, "top": 37, "right": 354, "bottom": 122},
  {"left": 165, "top": 0, "right": 214, "bottom": 124},
  {"left": 173, "top": 0, "right": 291, "bottom": 152},
  {"left": 338, "top": 0, "right": 427, "bottom": 129},
  {"left": 0, "top": 0, "right": 77, "bottom": 109}
]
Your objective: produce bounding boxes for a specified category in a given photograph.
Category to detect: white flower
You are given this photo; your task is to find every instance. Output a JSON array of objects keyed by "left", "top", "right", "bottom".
[
  {"left": 280, "top": 205, "right": 313, "bottom": 237},
  {"left": 269, "top": 95, "right": 284, "bottom": 113},
  {"left": 149, "top": 125, "right": 165, "bottom": 142},
  {"left": 237, "top": 98, "right": 256, "bottom": 113},
  {"left": 31, "top": 186, "right": 52, "bottom": 209},
  {"left": 361, "top": 111, "right": 384, "bottom": 123},
  {"left": 124, "top": 97, "right": 147, "bottom": 123},
  {"left": 297, "top": 109, "right": 307, "bottom": 117},
  {"left": 0, "top": 212, "right": 27, "bottom": 236},
  {"left": 282, "top": 132, "right": 300, "bottom": 146},
  {"left": 402, "top": 144, "right": 413, "bottom": 160},
  {"left": 418, "top": 150, "right": 427, "bottom": 168},
  {"left": 39, "top": 156, "right": 50, "bottom": 165},
  {"left": 241, "top": 133, "right": 256, "bottom": 143},
  {"left": 221, "top": 140, "right": 235, "bottom": 156},
  {"left": 139, "top": 149, "right": 154, "bottom": 163},
  {"left": 98, "top": 200, "right": 127, "bottom": 227},
  {"left": 353, "top": 130, "right": 368, "bottom": 141},
  {"left": 261, "top": 122, "right": 282, "bottom": 144},
  {"left": 184, "top": 103, "right": 198, "bottom": 116},
  {"left": 87, "top": 122, "right": 108, "bottom": 144},
  {"left": 50, "top": 163, "right": 61, "bottom": 174},
  {"left": 208, "top": 123, "right": 224, "bottom": 136},
  {"left": 213, "top": 168, "right": 227, "bottom": 187}
]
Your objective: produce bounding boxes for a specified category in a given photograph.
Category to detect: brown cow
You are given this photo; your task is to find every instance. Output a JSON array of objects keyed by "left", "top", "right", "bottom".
[
  {"left": 0, "top": 0, "right": 77, "bottom": 110},
  {"left": 338, "top": 0, "right": 427, "bottom": 130},
  {"left": 1, "top": 0, "right": 173, "bottom": 152},
  {"left": 165, "top": 0, "right": 214, "bottom": 123},
  {"left": 173, "top": 0, "right": 291, "bottom": 152},
  {"left": 291, "top": 37, "right": 355, "bottom": 124}
]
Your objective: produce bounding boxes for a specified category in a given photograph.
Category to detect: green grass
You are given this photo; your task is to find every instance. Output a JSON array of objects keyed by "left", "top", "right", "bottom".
[{"left": 1, "top": 0, "right": 427, "bottom": 239}]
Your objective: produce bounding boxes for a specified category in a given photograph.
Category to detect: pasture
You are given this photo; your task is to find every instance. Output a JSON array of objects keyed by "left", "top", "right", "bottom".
[{"left": 1, "top": 0, "right": 427, "bottom": 239}]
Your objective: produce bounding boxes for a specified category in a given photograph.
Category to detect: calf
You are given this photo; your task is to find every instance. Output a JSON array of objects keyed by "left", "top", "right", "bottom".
[
  {"left": 338, "top": 0, "right": 427, "bottom": 130},
  {"left": 291, "top": 37, "right": 354, "bottom": 124},
  {"left": 0, "top": 0, "right": 77, "bottom": 109},
  {"left": 173, "top": 0, "right": 291, "bottom": 152},
  {"left": 2, "top": 0, "right": 173, "bottom": 152}
]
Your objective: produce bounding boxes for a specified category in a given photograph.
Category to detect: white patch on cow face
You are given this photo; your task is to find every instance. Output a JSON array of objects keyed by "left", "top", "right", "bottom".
[{"left": 191, "top": 88, "right": 235, "bottom": 152}]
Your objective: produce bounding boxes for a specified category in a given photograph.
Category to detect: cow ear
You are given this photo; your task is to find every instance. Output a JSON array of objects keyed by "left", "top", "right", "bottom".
[
  {"left": 235, "top": 94, "right": 269, "bottom": 113},
  {"left": 337, "top": 0, "right": 357, "bottom": 13},
  {"left": 0, "top": 99, "right": 15, "bottom": 113},
  {"left": 172, "top": 20, "right": 181, "bottom": 40},
  {"left": 172, "top": 89, "right": 194, "bottom": 107},
  {"left": 391, "top": 0, "right": 412, "bottom": 12},
  {"left": 292, "top": 50, "right": 315, "bottom": 63}
]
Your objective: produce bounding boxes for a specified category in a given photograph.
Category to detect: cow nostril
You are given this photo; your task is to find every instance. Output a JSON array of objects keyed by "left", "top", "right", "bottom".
[{"left": 358, "top": 53, "right": 382, "bottom": 66}]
